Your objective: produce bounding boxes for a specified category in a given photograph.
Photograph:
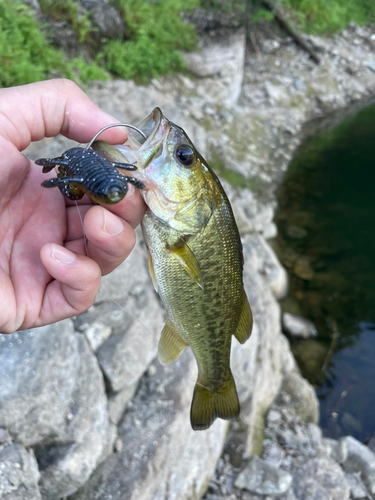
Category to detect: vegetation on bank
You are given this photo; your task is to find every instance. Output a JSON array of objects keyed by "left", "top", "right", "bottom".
[
  {"left": 1, "top": 0, "right": 375, "bottom": 88},
  {"left": 282, "top": 0, "right": 375, "bottom": 34}
]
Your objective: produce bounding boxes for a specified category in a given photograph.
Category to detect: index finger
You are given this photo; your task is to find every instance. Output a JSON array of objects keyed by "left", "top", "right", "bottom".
[{"left": 0, "top": 79, "right": 128, "bottom": 151}]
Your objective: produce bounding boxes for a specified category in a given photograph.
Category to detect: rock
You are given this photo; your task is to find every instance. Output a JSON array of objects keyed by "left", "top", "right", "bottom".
[
  {"left": 341, "top": 436, "right": 375, "bottom": 495},
  {"left": 0, "top": 443, "right": 41, "bottom": 500},
  {"left": 292, "top": 339, "right": 328, "bottom": 377},
  {"left": 0, "top": 429, "right": 11, "bottom": 445},
  {"left": 234, "top": 456, "right": 292, "bottom": 495},
  {"left": 262, "top": 222, "right": 278, "bottom": 240},
  {"left": 183, "top": 32, "right": 245, "bottom": 107},
  {"left": 368, "top": 434, "right": 375, "bottom": 453},
  {"left": 250, "top": 235, "right": 289, "bottom": 299},
  {"left": 265, "top": 81, "right": 289, "bottom": 104},
  {"left": 293, "top": 457, "right": 350, "bottom": 500},
  {"left": 95, "top": 311, "right": 158, "bottom": 393},
  {"left": 76, "top": 233, "right": 164, "bottom": 397},
  {"left": 183, "top": 8, "right": 242, "bottom": 35},
  {"left": 294, "top": 257, "right": 314, "bottom": 280},
  {"left": 108, "top": 384, "right": 137, "bottom": 425},
  {"left": 261, "top": 39, "right": 281, "bottom": 53},
  {"left": 364, "top": 60, "right": 375, "bottom": 73},
  {"left": 78, "top": 319, "right": 112, "bottom": 351},
  {"left": 70, "top": 352, "right": 228, "bottom": 500},
  {"left": 0, "top": 322, "right": 112, "bottom": 498},
  {"left": 283, "top": 312, "right": 317, "bottom": 338},
  {"left": 324, "top": 438, "right": 347, "bottom": 464},
  {"left": 267, "top": 409, "right": 282, "bottom": 423},
  {"left": 81, "top": 0, "right": 126, "bottom": 40},
  {"left": 286, "top": 225, "right": 308, "bottom": 239},
  {"left": 345, "top": 472, "right": 369, "bottom": 499}
]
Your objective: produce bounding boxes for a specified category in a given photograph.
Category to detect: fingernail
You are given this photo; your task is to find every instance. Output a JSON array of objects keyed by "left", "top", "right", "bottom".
[
  {"left": 102, "top": 208, "right": 124, "bottom": 236},
  {"left": 51, "top": 244, "right": 76, "bottom": 264}
]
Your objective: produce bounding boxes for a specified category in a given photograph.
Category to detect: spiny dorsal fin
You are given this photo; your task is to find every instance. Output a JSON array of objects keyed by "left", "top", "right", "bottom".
[
  {"left": 166, "top": 238, "right": 203, "bottom": 290},
  {"left": 234, "top": 292, "right": 253, "bottom": 344},
  {"left": 158, "top": 318, "right": 188, "bottom": 365},
  {"left": 190, "top": 373, "right": 240, "bottom": 430}
]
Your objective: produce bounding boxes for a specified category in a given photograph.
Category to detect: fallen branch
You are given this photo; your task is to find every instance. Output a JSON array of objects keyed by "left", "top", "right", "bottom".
[{"left": 261, "top": 0, "right": 321, "bottom": 64}]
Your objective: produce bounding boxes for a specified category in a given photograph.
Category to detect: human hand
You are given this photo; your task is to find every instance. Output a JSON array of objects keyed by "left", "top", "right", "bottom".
[{"left": 0, "top": 79, "right": 146, "bottom": 333}]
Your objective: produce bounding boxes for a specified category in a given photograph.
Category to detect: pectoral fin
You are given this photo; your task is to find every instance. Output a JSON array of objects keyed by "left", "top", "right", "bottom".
[
  {"left": 234, "top": 292, "right": 253, "bottom": 344},
  {"left": 158, "top": 318, "right": 188, "bottom": 365},
  {"left": 167, "top": 238, "right": 203, "bottom": 290}
]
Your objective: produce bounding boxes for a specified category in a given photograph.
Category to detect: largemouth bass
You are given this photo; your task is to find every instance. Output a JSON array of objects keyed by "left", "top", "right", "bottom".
[{"left": 94, "top": 108, "right": 253, "bottom": 430}]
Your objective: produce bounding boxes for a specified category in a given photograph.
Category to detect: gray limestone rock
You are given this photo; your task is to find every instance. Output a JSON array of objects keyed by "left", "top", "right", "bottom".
[
  {"left": 293, "top": 457, "right": 350, "bottom": 500},
  {"left": 282, "top": 371, "right": 319, "bottom": 424},
  {"left": 183, "top": 32, "right": 245, "bottom": 107},
  {"left": 345, "top": 472, "right": 369, "bottom": 499},
  {"left": 324, "top": 438, "right": 348, "bottom": 464},
  {"left": 365, "top": 60, "right": 375, "bottom": 73},
  {"left": 249, "top": 234, "right": 289, "bottom": 299},
  {"left": 0, "top": 429, "right": 11, "bottom": 445},
  {"left": 0, "top": 443, "right": 41, "bottom": 500},
  {"left": 0, "top": 321, "right": 112, "bottom": 498},
  {"left": 283, "top": 313, "right": 317, "bottom": 338},
  {"left": 77, "top": 233, "right": 164, "bottom": 397},
  {"left": 341, "top": 436, "right": 375, "bottom": 495},
  {"left": 70, "top": 352, "right": 228, "bottom": 500},
  {"left": 234, "top": 456, "right": 292, "bottom": 495}
]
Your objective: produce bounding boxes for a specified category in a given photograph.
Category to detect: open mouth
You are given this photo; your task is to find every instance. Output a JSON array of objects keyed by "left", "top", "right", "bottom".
[
  {"left": 128, "top": 107, "right": 169, "bottom": 170},
  {"left": 128, "top": 107, "right": 164, "bottom": 147}
]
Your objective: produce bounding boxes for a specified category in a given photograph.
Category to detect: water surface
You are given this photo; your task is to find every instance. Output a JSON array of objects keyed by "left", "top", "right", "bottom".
[{"left": 274, "top": 101, "right": 375, "bottom": 442}]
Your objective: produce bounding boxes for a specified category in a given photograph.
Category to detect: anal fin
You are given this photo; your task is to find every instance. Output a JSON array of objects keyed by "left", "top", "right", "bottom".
[
  {"left": 234, "top": 292, "right": 253, "bottom": 344},
  {"left": 158, "top": 318, "right": 188, "bottom": 365},
  {"left": 190, "top": 373, "right": 240, "bottom": 430}
]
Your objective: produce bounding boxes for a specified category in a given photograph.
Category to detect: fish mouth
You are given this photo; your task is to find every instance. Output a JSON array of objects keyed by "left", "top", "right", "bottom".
[
  {"left": 135, "top": 107, "right": 163, "bottom": 143},
  {"left": 129, "top": 108, "right": 169, "bottom": 170}
]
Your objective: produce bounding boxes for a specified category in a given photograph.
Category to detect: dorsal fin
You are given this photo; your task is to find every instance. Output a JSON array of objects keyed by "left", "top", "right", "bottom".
[
  {"left": 234, "top": 292, "right": 253, "bottom": 344},
  {"left": 158, "top": 319, "right": 188, "bottom": 365},
  {"left": 166, "top": 238, "right": 203, "bottom": 290}
]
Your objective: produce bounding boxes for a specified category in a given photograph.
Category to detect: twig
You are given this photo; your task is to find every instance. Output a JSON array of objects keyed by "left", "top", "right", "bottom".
[{"left": 321, "top": 319, "right": 340, "bottom": 372}]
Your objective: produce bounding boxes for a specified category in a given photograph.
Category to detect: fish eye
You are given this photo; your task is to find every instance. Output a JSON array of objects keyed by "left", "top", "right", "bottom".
[{"left": 175, "top": 144, "right": 194, "bottom": 166}]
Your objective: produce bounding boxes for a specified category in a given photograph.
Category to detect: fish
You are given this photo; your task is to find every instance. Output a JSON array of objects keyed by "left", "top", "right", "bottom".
[{"left": 94, "top": 108, "right": 253, "bottom": 430}]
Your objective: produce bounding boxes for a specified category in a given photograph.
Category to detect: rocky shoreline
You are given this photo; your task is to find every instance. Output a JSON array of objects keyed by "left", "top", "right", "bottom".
[{"left": 2, "top": 20, "right": 375, "bottom": 500}]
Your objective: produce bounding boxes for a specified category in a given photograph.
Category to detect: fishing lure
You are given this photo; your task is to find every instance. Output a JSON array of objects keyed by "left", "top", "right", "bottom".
[{"left": 35, "top": 123, "right": 147, "bottom": 205}]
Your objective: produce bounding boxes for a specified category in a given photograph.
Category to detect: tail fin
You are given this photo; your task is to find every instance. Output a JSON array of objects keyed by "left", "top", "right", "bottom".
[{"left": 190, "top": 374, "right": 240, "bottom": 430}]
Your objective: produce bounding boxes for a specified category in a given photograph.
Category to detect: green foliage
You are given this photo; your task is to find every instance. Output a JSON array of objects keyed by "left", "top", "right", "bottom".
[
  {"left": 39, "top": 0, "right": 93, "bottom": 42},
  {"left": 106, "top": 0, "right": 198, "bottom": 81},
  {"left": 1, "top": 0, "right": 199, "bottom": 87},
  {"left": 252, "top": 7, "right": 274, "bottom": 23},
  {"left": 0, "top": 0, "right": 107, "bottom": 88},
  {"left": 281, "top": 0, "right": 375, "bottom": 34}
]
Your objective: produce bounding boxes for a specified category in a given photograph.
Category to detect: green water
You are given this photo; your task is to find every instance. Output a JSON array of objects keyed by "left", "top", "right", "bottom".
[{"left": 274, "top": 101, "right": 375, "bottom": 442}]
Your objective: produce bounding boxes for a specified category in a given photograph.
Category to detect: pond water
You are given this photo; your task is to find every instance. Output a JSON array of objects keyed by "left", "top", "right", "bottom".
[{"left": 274, "top": 100, "right": 375, "bottom": 442}]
